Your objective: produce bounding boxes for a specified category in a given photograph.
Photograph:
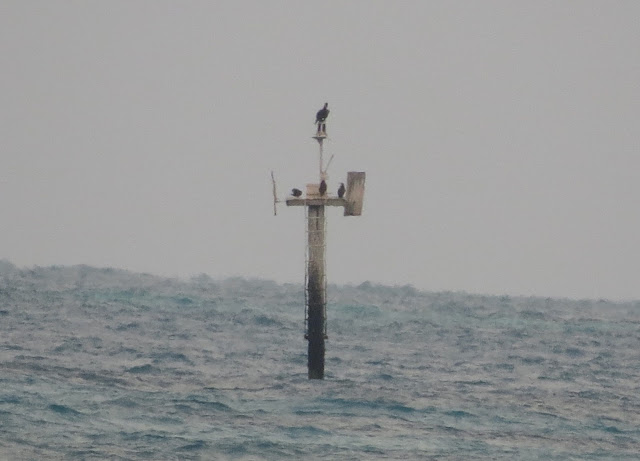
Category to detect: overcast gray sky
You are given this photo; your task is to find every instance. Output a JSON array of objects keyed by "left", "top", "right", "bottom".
[{"left": 1, "top": 1, "right": 639, "bottom": 300}]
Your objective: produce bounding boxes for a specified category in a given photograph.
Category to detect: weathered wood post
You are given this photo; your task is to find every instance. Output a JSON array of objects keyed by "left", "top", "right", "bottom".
[{"left": 277, "top": 106, "right": 366, "bottom": 379}]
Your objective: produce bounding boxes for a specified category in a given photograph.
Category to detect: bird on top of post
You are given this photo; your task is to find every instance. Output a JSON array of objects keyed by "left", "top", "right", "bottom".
[
  {"left": 315, "top": 103, "right": 329, "bottom": 136},
  {"left": 337, "top": 183, "right": 345, "bottom": 198},
  {"left": 291, "top": 188, "right": 303, "bottom": 197}
]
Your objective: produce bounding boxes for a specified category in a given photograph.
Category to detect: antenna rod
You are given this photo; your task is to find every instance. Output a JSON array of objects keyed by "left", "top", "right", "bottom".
[
  {"left": 323, "top": 154, "right": 335, "bottom": 175},
  {"left": 318, "top": 139, "right": 324, "bottom": 180},
  {"left": 271, "top": 171, "right": 278, "bottom": 216}
]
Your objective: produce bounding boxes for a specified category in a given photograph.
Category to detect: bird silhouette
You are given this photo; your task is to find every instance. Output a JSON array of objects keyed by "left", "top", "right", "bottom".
[
  {"left": 315, "top": 103, "right": 329, "bottom": 123},
  {"left": 319, "top": 180, "right": 327, "bottom": 196},
  {"left": 291, "top": 188, "right": 302, "bottom": 197},
  {"left": 337, "top": 183, "right": 346, "bottom": 198}
]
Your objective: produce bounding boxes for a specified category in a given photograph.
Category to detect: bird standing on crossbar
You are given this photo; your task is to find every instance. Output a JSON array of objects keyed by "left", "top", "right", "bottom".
[{"left": 319, "top": 180, "right": 327, "bottom": 196}]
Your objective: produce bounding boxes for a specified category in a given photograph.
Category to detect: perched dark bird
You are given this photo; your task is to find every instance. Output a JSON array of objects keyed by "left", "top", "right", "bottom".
[
  {"left": 337, "top": 182, "right": 346, "bottom": 198},
  {"left": 319, "top": 180, "right": 327, "bottom": 196},
  {"left": 291, "top": 188, "right": 303, "bottom": 197},
  {"left": 315, "top": 103, "right": 329, "bottom": 123}
]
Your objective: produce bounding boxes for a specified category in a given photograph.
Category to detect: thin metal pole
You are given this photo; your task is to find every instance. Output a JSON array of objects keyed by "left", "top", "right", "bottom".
[{"left": 318, "top": 138, "right": 324, "bottom": 179}]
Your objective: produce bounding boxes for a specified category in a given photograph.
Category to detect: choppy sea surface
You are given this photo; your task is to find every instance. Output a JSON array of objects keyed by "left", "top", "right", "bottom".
[{"left": 1, "top": 262, "right": 639, "bottom": 460}]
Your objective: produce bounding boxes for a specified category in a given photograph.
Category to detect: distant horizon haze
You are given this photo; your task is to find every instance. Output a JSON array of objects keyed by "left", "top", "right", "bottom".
[{"left": 1, "top": 2, "right": 639, "bottom": 301}]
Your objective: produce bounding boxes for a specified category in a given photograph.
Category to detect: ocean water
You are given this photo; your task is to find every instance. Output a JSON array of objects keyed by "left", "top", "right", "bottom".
[{"left": 1, "top": 263, "right": 639, "bottom": 460}]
